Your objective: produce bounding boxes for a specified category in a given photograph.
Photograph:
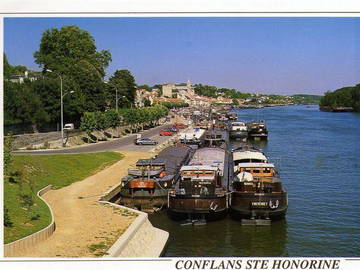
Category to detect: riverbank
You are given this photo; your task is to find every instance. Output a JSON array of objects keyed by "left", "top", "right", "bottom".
[
  {"left": 7, "top": 151, "right": 157, "bottom": 257},
  {"left": 4, "top": 152, "right": 124, "bottom": 244}
]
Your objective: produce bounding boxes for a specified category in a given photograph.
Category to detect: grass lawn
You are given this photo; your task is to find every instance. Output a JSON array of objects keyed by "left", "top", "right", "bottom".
[{"left": 4, "top": 152, "right": 123, "bottom": 244}]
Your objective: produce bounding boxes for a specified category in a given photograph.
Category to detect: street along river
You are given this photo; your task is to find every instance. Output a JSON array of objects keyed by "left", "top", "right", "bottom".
[{"left": 149, "top": 105, "right": 360, "bottom": 257}]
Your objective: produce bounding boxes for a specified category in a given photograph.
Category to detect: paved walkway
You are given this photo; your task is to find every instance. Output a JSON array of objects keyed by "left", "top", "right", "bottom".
[{"left": 12, "top": 151, "right": 153, "bottom": 257}]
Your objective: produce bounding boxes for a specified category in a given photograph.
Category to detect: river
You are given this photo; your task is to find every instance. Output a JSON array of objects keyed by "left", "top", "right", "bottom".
[{"left": 149, "top": 105, "right": 360, "bottom": 257}]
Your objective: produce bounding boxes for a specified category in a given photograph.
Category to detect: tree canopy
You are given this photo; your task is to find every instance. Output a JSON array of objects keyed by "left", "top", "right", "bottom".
[
  {"left": 194, "top": 83, "right": 252, "bottom": 99},
  {"left": 34, "top": 25, "right": 111, "bottom": 77},
  {"left": 320, "top": 84, "right": 360, "bottom": 112},
  {"left": 107, "top": 69, "right": 137, "bottom": 107}
]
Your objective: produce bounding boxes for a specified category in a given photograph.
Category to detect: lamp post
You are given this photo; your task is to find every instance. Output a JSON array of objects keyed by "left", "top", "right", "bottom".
[
  {"left": 105, "top": 81, "right": 120, "bottom": 112},
  {"left": 46, "top": 69, "right": 74, "bottom": 147}
]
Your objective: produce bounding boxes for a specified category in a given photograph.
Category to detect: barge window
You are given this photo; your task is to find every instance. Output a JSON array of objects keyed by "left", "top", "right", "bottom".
[
  {"left": 253, "top": 169, "right": 260, "bottom": 173},
  {"left": 264, "top": 168, "right": 271, "bottom": 173}
]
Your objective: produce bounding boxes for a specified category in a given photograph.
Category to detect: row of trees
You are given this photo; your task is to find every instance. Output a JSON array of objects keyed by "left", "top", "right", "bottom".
[
  {"left": 80, "top": 105, "right": 169, "bottom": 134},
  {"left": 4, "top": 26, "right": 138, "bottom": 132},
  {"left": 4, "top": 54, "right": 33, "bottom": 79},
  {"left": 194, "top": 84, "right": 252, "bottom": 99},
  {"left": 157, "top": 101, "right": 189, "bottom": 109},
  {"left": 320, "top": 84, "right": 360, "bottom": 112}
]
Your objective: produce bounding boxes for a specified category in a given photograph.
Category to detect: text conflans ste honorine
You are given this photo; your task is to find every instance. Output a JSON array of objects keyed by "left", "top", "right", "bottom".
[{"left": 174, "top": 259, "right": 341, "bottom": 270}]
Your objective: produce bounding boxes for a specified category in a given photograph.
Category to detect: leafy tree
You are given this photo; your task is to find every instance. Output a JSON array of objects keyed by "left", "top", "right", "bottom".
[
  {"left": 137, "top": 84, "right": 152, "bottom": 91},
  {"left": 320, "top": 84, "right": 360, "bottom": 112},
  {"left": 34, "top": 25, "right": 111, "bottom": 76},
  {"left": 144, "top": 98, "right": 151, "bottom": 107},
  {"left": 33, "top": 25, "right": 111, "bottom": 118},
  {"left": 3, "top": 53, "right": 12, "bottom": 79},
  {"left": 104, "top": 109, "right": 121, "bottom": 128},
  {"left": 232, "top": 98, "right": 239, "bottom": 105},
  {"left": 158, "top": 101, "right": 189, "bottom": 109},
  {"left": 4, "top": 81, "right": 49, "bottom": 131},
  {"left": 12, "top": 65, "right": 27, "bottom": 74},
  {"left": 194, "top": 84, "right": 218, "bottom": 97},
  {"left": 108, "top": 69, "right": 136, "bottom": 107},
  {"left": 352, "top": 84, "right": 360, "bottom": 112},
  {"left": 80, "top": 112, "right": 97, "bottom": 134}
]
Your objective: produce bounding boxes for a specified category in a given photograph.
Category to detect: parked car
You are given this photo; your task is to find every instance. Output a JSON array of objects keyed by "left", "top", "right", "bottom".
[
  {"left": 134, "top": 138, "right": 158, "bottom": 145},
  {"left": 175, "top": 123, "right": 186, "bottom": 129},
  {"left": 159, "top": 129, "right": 174, "bottom": 136},
  {"left": 169, "top": 126, "right": 178, "bottom": 132},
  {"left": 63, "top": 123, "right": 75, "bottom": 130}
]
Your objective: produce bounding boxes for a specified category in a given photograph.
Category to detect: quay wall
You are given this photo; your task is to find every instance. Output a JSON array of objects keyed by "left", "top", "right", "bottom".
[
  {"left": 98, "top": 197, "right": 169, "bottom": 257},
  {"left": 4, "top": 185, "right": 56, "bottom": 257},
  {"left": 99, "top": 183, "right": 169, "bottom": 257}
]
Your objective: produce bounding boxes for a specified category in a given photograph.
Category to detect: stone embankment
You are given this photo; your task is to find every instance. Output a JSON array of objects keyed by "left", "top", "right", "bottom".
[{"left": 12, "top": 118, "right": 168, "bottom": 150}]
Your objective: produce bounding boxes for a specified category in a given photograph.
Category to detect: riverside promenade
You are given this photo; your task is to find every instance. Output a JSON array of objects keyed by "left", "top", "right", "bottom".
[{"left": 11, "top": 151, "right": 157, "bottom": 257}]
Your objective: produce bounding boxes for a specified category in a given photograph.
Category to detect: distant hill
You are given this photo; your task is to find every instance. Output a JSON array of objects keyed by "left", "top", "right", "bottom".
[
  {"left": 291, "top": 94, "right": 322, "bottom": 104},
  {"left": 319, "top": 84, "right": 360, "bottom": 112}
]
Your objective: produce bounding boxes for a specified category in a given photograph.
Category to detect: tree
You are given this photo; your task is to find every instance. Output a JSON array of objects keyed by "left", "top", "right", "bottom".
[
  {"left": 144, "top": 98, "right": 151, "bottom": 107},
  {"left": 137, "top": 84, "right": 152, "bottom": 92},
  {"left": 3, "top": 53, "right": 12, "bottom": 79},
  {"left": 108, "top": 69, "right": 136, "bottom": 107},
  {"left": 80, "top": 112, "right": 97, "bottom": 134},
  {"left": 34, "top": 25, "right": 111, "bottom": 76},
  {"left": 34, "top": 25, "right": 112, "bottom": 118},
  {"left": 320, "top": 84, "right": 360, "bottom": 112},
  {"left": 4, "top": 81, "right": 49, "bottom": 131}
]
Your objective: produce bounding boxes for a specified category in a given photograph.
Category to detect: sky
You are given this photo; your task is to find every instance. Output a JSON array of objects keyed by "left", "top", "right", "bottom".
[{"left": 4, "top": 17, "right": 360, "bottom": 95}]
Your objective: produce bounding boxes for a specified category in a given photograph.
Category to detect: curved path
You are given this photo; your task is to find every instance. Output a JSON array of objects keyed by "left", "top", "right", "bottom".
[
  {"left": 13, "top": 124, "right": 171, "bottom": 155},
  {"left": 11, "top": 151, "right": 154, "bottom": 257}
]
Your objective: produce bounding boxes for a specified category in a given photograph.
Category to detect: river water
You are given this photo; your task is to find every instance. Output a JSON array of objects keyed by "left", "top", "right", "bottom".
[{"left": 149, "top": 105, "right": 360, "bottom": 257}]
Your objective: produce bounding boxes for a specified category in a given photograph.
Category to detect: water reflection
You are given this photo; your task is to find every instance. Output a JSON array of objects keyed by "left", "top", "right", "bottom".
[{"left": 149, "top": 213, "right": 288, "bottom": 257}]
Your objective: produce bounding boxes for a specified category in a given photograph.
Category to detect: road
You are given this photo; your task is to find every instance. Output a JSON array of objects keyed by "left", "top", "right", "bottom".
[{"left": 13, "top": 124, "right": 172, "bottom": 155}]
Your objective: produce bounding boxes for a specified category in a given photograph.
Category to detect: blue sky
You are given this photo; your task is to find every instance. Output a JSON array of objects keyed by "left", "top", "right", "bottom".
[{"left": 4, "top": 17, "right": 360, "bottom": 95}]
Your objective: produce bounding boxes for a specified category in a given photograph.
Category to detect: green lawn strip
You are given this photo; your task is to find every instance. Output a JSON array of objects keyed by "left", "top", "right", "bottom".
[{"left": 4, "top": 151, "right": 123, "bottom": 244}]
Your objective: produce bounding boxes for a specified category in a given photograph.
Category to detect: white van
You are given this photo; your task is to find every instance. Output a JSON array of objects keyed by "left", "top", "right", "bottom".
[{"left": 63, "top": 123, "right": 74, "bottom": 130}]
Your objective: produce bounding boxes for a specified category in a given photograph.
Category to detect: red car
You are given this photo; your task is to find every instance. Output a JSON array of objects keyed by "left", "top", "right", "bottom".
[
  {"left": 159, "top": 129, "right": 174, "bottom": 136},
  {"left": 175, "top": 123, "right": 186, "bottom": 129}
]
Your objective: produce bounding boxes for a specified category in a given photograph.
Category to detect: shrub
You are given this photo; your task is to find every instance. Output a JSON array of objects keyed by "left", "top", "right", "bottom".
[
  {"left": 19, "top": 193, "right": 34, "bottom": 210},
  {"left": 4, "top": 207, "right": 13, "bottom": 227}
]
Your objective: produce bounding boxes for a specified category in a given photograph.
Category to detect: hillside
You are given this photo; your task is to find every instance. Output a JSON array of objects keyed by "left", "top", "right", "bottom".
[
  {"left": 320, "top": 84, "right": 360, "bottom": 112},
  {"left": 291, "top": 94, "right": 322, "bottom": 104}
]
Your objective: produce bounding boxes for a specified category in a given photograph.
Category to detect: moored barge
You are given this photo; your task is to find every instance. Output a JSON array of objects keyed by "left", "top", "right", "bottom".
[
  {"left": 118, "top": 145, "right": 193, "bottom": 211},
  {"left": 168, "top": 142, "right": 229, "bottom": 221},
  {"left": 229, "top": 121, "right": 248, "bottom": 139},
  {"left": 229, "top": 145, "right": 287, "bottom": 221},
  {"left": 179, "top": 128, "right": 206, "bottom": 147},
  {"left": 247, "top": 121, "right": 268, "bottom": 140}
]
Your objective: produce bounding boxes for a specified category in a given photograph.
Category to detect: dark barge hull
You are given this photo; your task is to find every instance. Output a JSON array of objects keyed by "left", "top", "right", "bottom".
[
  {"left": 248, "top": 133, "right": 268, "bottom": 140},
  {"left": 167, "top": 196, "right": 227, "bottom": 221},
  {"left": 116, "top": 145, "right": 193, "bottom": 211},
  {"left": 229, "top": 192, "right": 287, "bottom": 220},
  {"left": 116, "top": 192, "right": 169, "bottom": 211},
  {"left": 229, "top": 131, "right": 248, "bottom": 139}
]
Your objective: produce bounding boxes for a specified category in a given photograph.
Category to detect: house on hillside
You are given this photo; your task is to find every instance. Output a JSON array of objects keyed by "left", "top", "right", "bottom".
[{"left": 8, "top": 71, "right": 41, "bottom": 83}]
